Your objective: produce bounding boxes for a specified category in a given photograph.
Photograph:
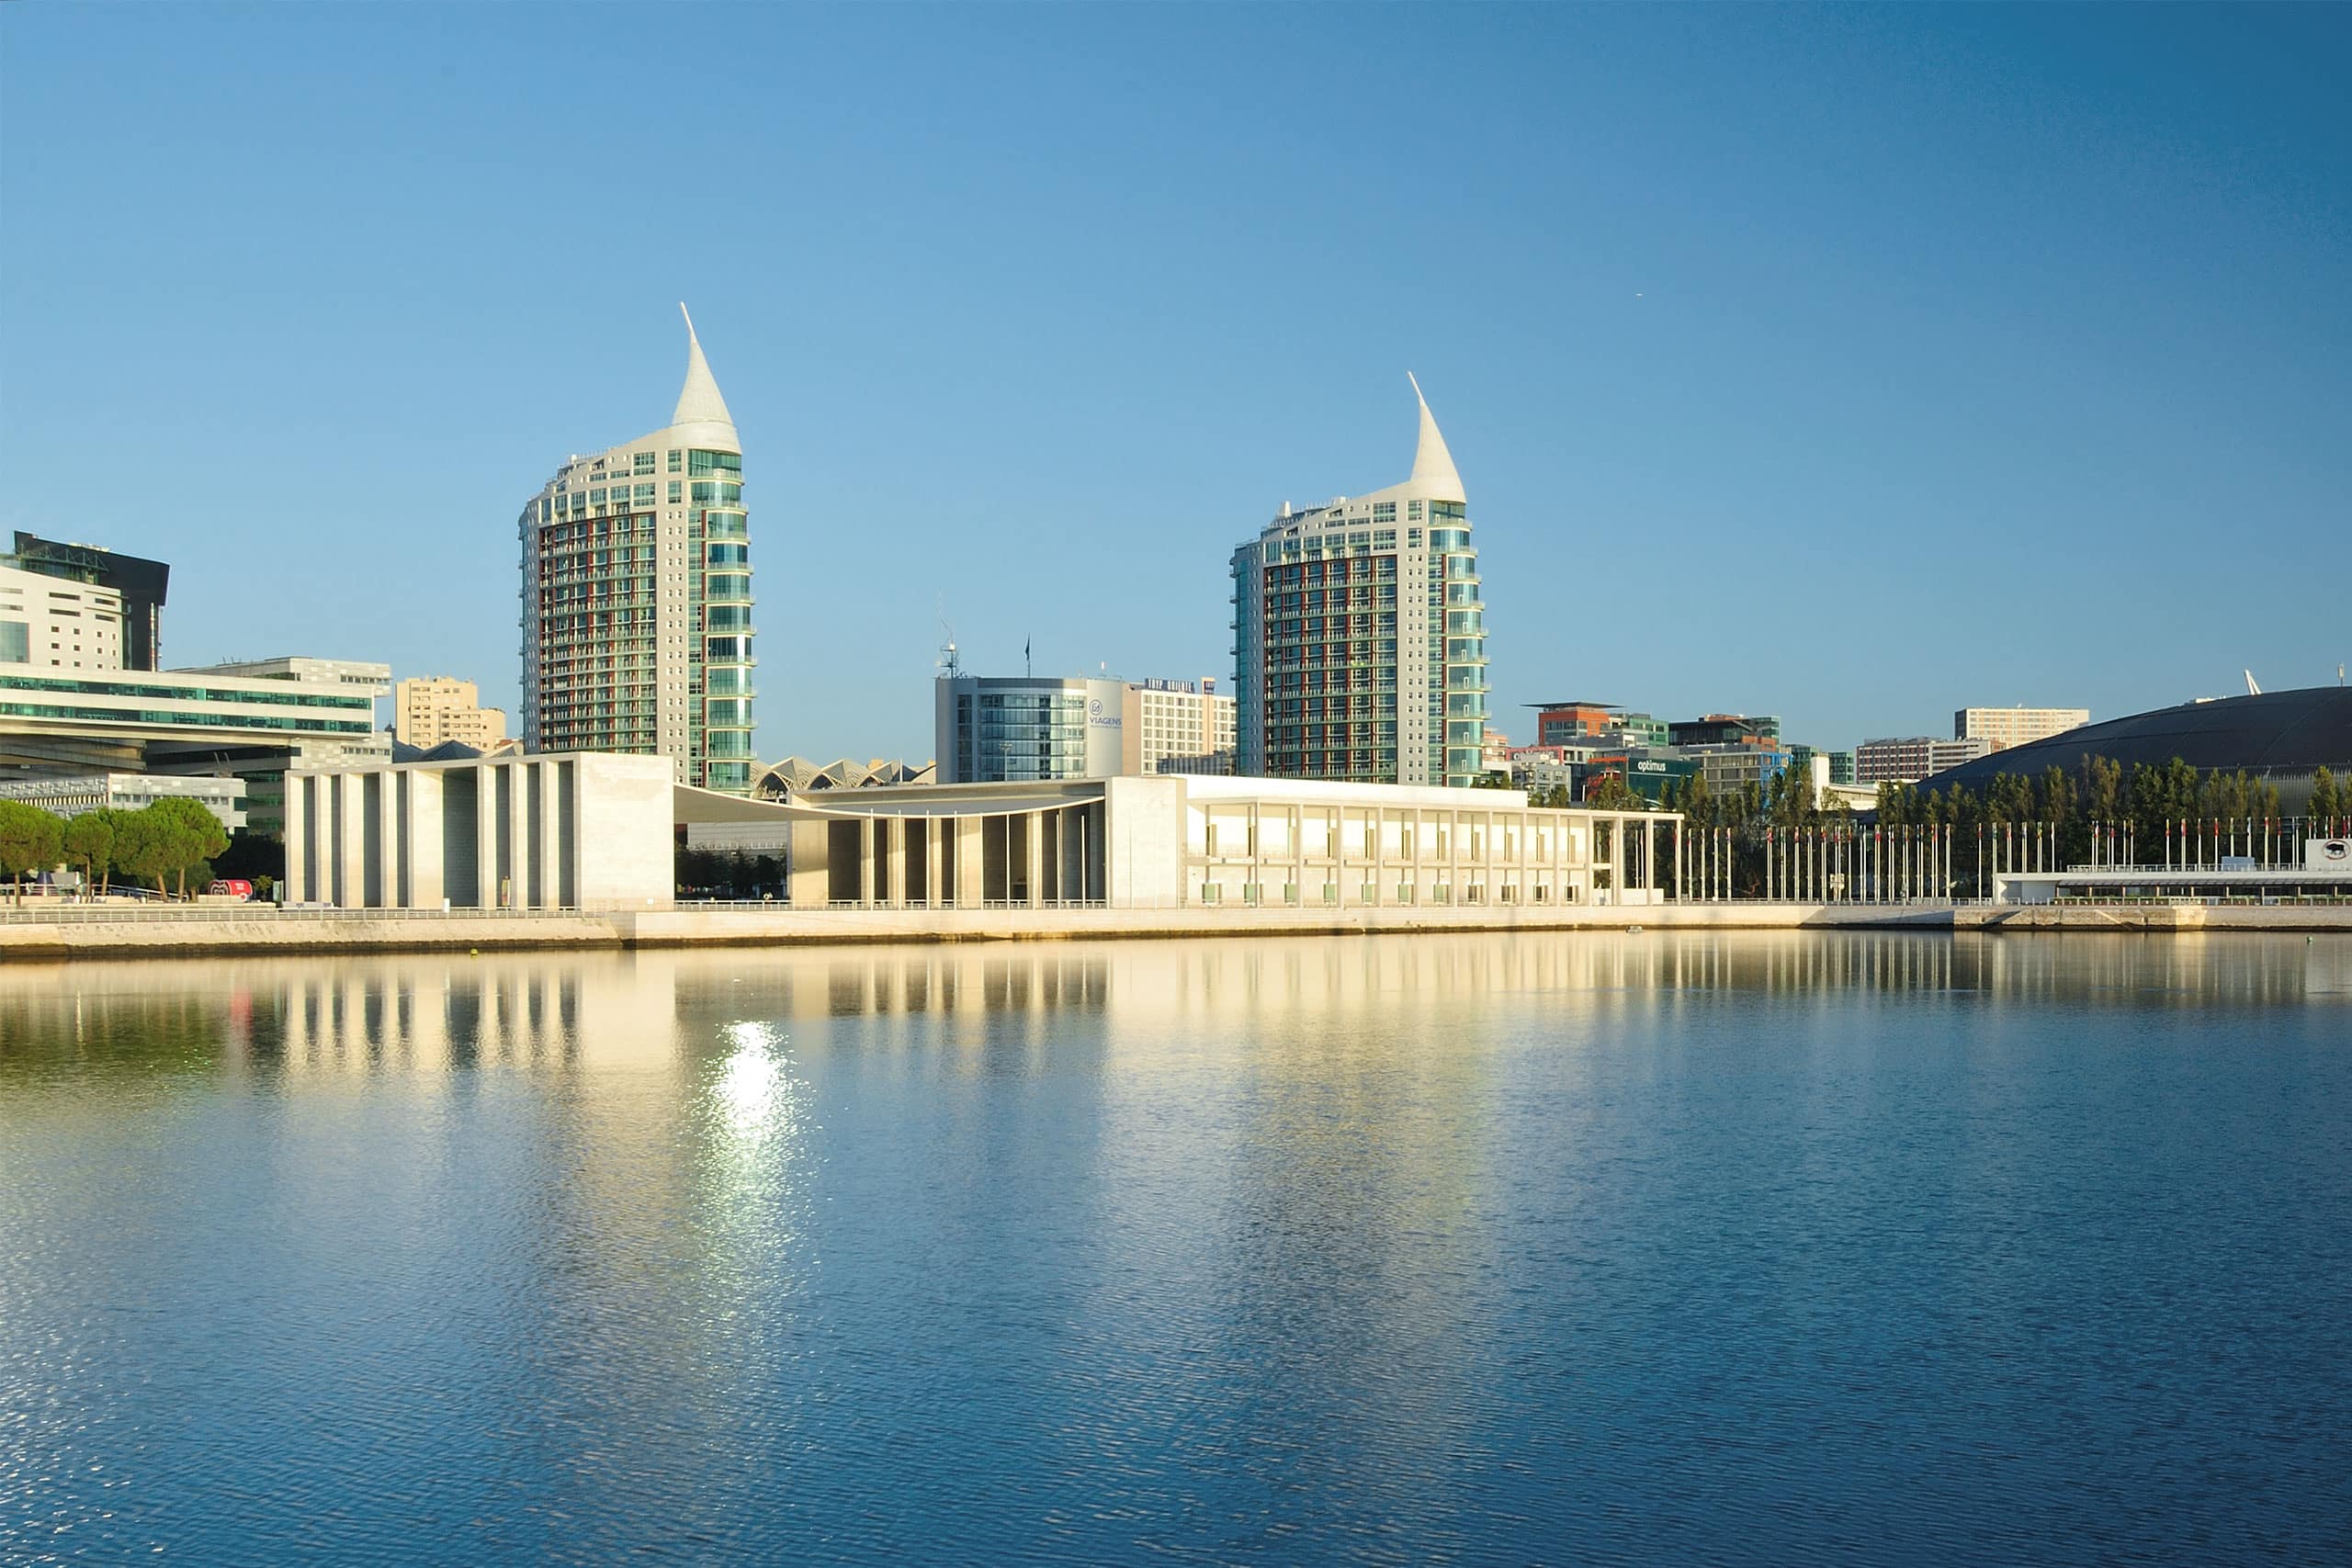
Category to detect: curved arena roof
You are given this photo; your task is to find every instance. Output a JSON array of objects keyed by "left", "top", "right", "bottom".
[{"left": 1929, "top": 686, "right": 2352, "bottom": 794}]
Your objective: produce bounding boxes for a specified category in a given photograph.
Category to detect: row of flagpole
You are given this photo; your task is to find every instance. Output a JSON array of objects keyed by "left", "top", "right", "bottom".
[{"left": 1672, "top": 815, "right": 2352, "bottom": 902}]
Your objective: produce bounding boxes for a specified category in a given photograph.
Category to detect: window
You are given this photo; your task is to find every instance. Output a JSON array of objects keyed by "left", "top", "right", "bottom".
[
  {"left": 667, "top": 481, "right": 683, "bottom": 503},
  {"left": 667, "top": 449, "right": 683, "bottom": 472}
]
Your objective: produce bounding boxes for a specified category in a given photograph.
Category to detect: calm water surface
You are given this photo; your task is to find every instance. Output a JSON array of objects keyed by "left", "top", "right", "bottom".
[{"left": 3, "top": 933, "right": 2348, "bottom": 1565}]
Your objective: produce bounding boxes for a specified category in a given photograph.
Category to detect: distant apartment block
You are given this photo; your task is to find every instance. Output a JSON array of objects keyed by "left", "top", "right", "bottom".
[
  {"left": 1856, "top": 735, "right": 1992, "bottom": 785},
  {"left": 396, "top": 675, "right": 511, "bottom": 751},
  {"left": 1955, "top": 705, "right": 2090, "bottom": 752}
]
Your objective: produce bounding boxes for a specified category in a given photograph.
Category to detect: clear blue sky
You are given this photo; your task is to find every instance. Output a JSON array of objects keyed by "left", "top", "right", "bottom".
[{"left": 5, "top": 3, "right": 2346, "bottom": 761}]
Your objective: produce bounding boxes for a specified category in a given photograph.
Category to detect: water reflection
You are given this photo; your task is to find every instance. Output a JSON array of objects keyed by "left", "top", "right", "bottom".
[
  {"left": 6, "top": 932, "right": 2335, "bottom": 1086},
  {"left": 1, "top": 933, "right": 2346, "bottom": 1564}
]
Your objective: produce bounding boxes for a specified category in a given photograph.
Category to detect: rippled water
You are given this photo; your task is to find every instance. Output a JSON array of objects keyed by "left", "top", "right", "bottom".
[{"left": 3, "top": 933, "right": 2348, "bottom": 1564}]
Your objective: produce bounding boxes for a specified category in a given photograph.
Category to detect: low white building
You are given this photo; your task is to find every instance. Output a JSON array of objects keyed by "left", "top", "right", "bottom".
[
  {"left": 769, "top": 774, "right": 1672, "bottom": 910},
  {"left": 0, "top": 772, "right": 247, "bottom": 831}
]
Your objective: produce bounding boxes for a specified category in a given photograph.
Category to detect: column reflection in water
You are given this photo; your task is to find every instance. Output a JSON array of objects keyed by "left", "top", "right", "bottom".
[{"left": 3, "top": 933, "right": 2349, "bottom": 1563}]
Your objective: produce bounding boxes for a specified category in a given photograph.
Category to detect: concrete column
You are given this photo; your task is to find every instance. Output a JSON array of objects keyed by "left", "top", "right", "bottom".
[
  {"left": 474, "top": 762, "right": 499, "bottom": 910},
  {"left": 504, "top": 760, "right": 530, "bottom": 909},
  {"left": 375, "top": 770, "right": 399, "bottom": 908},
  {"left": 335, "top": 774, "right": 367, "bottom": 910},
  {"left": 885, "top": 818, "right": 907, "bottom": 908},
  {"left": 788, "top": 821, "right": 830, "bottom": 908},
  {"left": 535, "top": 761, "right": 560, "bottom": 908},
  {"left": 1025, "top": 811, "right": 1045, "bottom": 908},
  {"left": 923, "top": 818, "right": 944, "bottom": 908},
  {"left": 956, "top": 817, "right": 984, "bottom": 906},
  {"left": 857, "top": 818, "right": 876, "bottom": 907},
  {"left": 407, "top": 769, "right": 444, "bottom": 908},
  {"left": 283, "top": 771, "right": 309, "bottom": 903},
  {"left": 1644, "top": 818, "right": 1657, "bottom": 899}
]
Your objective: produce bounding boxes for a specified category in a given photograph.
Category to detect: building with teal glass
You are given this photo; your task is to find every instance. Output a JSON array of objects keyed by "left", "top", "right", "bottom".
[
  {"left": 517, "top": 307, "right": 757, "bottom": 793},
  {"left": 1230, "top": 378, "right": 1487, "bottom": 787}
]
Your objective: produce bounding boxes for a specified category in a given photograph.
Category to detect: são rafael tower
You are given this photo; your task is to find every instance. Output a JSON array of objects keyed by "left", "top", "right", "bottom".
[
  {"left": 1230, "top": 378, "right": 1487, "bottom": 787},
  {"left": 517, "top": 308, "right": 758, "bottom": 794}
]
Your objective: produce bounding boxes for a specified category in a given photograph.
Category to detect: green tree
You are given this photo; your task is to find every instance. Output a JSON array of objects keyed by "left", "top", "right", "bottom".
[
  {"left": 2310, "top": 765, "right": 2340, "bottom": 829},
  {"left": 0, "top": 800, "right": 65, "bottom": 904},
  {"left": 111, "top": 807, "right": 176, "bottom": 895},
  {"left": 62, "top": 811, "right": 117, "bottom": 896},
  {"left": 141, "top": 797, "right": 229, "bottom": 899}
]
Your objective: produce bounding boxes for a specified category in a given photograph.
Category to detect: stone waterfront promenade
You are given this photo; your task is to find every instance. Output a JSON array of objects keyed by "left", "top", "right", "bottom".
[{"left": 3, "top": 900, "right": 2348, "bottom": 960}]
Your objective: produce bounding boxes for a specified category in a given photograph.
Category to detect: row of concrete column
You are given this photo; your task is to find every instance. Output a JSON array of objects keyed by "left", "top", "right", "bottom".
[
  {"left": 793, "top": 804, "right": 1106, "bottom": 908},
  {"left": 285, "top": 760, "right": 577, "bottom": 909}
]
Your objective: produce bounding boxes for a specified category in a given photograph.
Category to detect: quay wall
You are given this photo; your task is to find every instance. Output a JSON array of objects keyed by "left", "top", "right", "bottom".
[{"left": 4, "top": 901, "right": 2350, "bottom": 961}]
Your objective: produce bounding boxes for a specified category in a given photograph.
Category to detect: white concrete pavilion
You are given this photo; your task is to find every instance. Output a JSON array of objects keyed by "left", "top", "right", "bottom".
[{"left": 679, "top": 773, "right": 1672, "bottom": 911}]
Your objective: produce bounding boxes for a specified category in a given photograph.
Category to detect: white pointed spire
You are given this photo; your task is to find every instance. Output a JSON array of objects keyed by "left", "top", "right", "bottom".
[
  {"left": 1405, "top": 371, "right": 1463, "bottom": 500},
  {"left": 671, "top": 303, "right": 738, "bottom": 438}
]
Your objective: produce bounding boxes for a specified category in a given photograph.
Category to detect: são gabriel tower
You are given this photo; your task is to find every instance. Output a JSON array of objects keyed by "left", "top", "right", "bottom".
[{"left": 517, "top": 308, "right": 758, "bottom": 793}]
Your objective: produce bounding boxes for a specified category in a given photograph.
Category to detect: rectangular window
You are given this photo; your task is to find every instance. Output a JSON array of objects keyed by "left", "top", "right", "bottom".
[
  {"left": 667, "top": 481, "right": 683, "bottom": 503},
  {"left": 667, "top": 450, "right": 683, "bottom": 472}
]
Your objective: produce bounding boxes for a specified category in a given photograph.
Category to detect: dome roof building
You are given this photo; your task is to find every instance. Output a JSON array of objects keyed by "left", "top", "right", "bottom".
[{"left": 1928, "top": 686, "right": 2352, "bottom": 810}]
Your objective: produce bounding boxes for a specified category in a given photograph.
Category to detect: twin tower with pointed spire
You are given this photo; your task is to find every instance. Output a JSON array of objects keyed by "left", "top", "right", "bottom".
[
  {"left": 516, "top": 307, "right": 759, "bottom": 793},
  {"left": 521, "top": 311, "right": 1483, "bottom": 797},
  {"left": 1230, "top": 377, "right": 1487, "bottom": 788}
]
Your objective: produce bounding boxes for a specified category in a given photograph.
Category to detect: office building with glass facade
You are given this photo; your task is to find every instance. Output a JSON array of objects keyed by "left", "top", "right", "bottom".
[
  {"left": 1231, "top": 378, "right": 1487, "bottom": 788},
  {"left": 936, "top": 675, "right": 1126, "bottom": 784},
  {"left": 518, "top": 307, "right": 757, "bottom": 793}
]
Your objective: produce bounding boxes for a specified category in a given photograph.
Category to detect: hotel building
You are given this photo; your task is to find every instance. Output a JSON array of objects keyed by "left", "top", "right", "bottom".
[
  {"left": 1955, "top": 705, "right": 2090, "bottom": 752},
  {"left": 1123, "top": 678, "right": 1234, "bottom": 777},
  {"left": 1, "top": 559, "right": 127, "bottom": 672},
  {"left": 1231, "top": 378, "right": 1487, "bottom": 788},
  {"left": 518, "top": 307, "right": 757, "bottom": 793},
  {"left": 7, "top": 535, "right": 170, "bottom": 670}
]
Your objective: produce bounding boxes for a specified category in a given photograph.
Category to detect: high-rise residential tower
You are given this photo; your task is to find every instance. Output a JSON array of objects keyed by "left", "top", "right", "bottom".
[
  {"left": 518, "top": 308, "right": 757, "bottom": 793},
  {"left": 1231, "top": 378, "right": 1487, "bottom": 786}
]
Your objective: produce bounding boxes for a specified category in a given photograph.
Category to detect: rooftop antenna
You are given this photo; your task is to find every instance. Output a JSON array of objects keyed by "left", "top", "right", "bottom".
[
  {"left": 1025, "top": 636, "right": 1033, "bottom": 679},
  {"left": 935, "top": 595, "right": 960, "bottom": 679}
]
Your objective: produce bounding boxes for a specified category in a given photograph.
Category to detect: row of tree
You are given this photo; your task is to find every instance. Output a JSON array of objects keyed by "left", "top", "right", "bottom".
[
  {"left": 0, "top": 797, "right": 232, "bottom": 902},
  {"left": 1582, "top": 756, "right": 2346, "bottom": 900}
]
